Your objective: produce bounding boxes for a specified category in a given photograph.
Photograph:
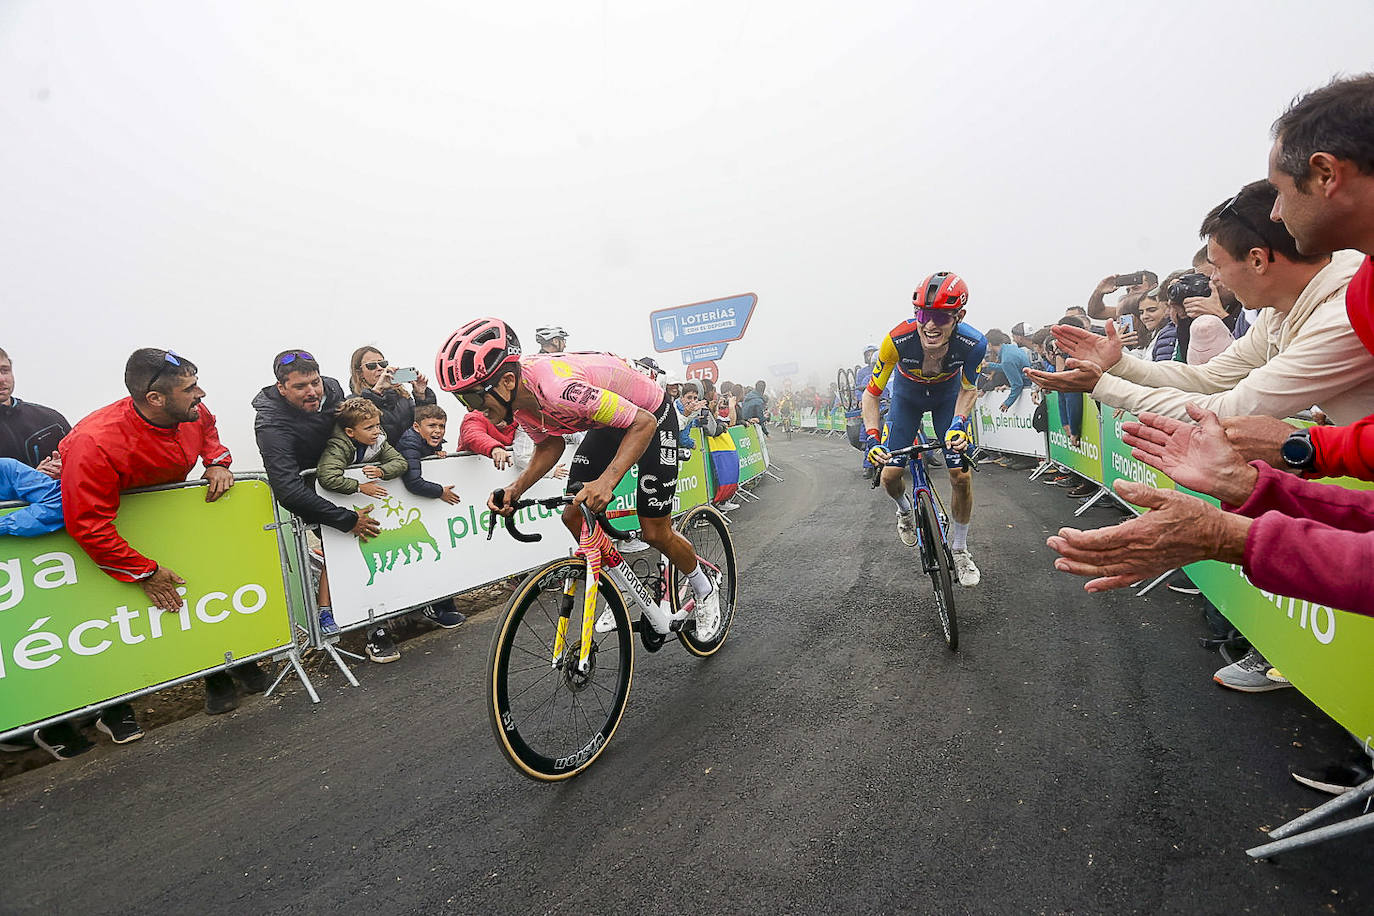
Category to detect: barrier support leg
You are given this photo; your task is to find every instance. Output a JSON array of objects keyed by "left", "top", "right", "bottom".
[
  {"left": 1247, "top": 775, "right": 1374, "bottom": 857},
  {"left": 765, "top": 465, "right": 785, "bottom": 482},
  {"left": 1071, "top": 487, "right": 1109, "bottom": 517},
  {"left": 1028, "top": 458, "right": 1054, "bottom": 481},
  {"left": 1135, "top": 568, "right": 1178, "bottom": 597},
  {"left": 320, "top": 639, "right": 362, "bottom": 688},
  {"left": 265, "top": 649, "right": 321, "bottom": 704}
]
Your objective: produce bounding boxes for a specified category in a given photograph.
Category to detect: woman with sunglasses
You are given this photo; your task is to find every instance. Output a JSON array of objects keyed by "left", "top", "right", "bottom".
[
  {"left": 860, "top": 271, "right": 987, "bottom": 588},
  {"left": 348, "top": 346, "right": 438, "bottom": 445}
]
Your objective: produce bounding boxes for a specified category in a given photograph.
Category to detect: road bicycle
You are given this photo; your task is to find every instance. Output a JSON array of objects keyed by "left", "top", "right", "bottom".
[
  {"left": 484, "top": 491, "right": 737, "bottom": 781},
  {"left": 870, "top": 440, "right": 977, "bottom": 651}
]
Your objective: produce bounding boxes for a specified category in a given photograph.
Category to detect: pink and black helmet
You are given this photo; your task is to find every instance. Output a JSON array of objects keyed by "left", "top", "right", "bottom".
[{"left": 435, "top": 318, "right": 522, "bottom": 393}]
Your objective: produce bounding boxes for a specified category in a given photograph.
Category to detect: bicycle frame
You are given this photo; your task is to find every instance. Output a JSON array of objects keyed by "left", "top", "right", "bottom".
[
  {"left": 906, "top": 436, "right": 950, "bottom": 547},
  {"left": 551, "top": 508, "right": 681, "bottom": 675}
]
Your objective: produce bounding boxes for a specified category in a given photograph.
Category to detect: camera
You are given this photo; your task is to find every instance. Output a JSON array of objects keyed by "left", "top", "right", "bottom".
[{"left": 1167, "top": 273, "right": 1211, "bottom": 305}]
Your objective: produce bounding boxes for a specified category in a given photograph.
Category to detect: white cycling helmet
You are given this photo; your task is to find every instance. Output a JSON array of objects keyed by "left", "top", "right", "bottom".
[{"left": 534, "top": 326, "right": 569, "bottom": 345}]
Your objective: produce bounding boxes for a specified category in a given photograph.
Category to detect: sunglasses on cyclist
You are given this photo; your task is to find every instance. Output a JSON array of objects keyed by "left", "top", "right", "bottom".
[
  {"left": 456, "top": 387, "right": 490, "bottom": 410},
  {"left": 1218, "top": 194, "right": 1276, "bottom": 264},
  {"left": 146, "top": 350, "right": 189, "bottom": 393},
  {"left": 914, "top": 309, "right": 958, "bottom": 326},
  {"left": 362, "top": 360, "right": 389, "bottom": 371}
]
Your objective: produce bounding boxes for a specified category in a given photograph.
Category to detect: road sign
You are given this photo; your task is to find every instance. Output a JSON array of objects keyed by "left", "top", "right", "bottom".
[
  {"left": 680, "top": 342, "right": 729, "bottom": 364},
  {"left": 769, "top": 362, "right": 799, "bottom": 377},
  {"left": 685, "top": 360, "right": 719, "bottom": 383},
  {"left": 650, "top": 293, "right": 757, "bottom": 353}
]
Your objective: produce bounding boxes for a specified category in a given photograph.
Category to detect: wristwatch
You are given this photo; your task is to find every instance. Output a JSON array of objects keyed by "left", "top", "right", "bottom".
[{"left": 1280, "top": 428, "right": 1316, "bottom": 471}]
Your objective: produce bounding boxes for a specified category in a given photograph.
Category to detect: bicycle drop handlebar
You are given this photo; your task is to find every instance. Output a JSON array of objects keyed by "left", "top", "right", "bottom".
[
  {"left": 868, "top": 441, "right": 979, "bottom": 489},
  {"left": 485, "top": 483, "right": 633, "bottom": 544}
]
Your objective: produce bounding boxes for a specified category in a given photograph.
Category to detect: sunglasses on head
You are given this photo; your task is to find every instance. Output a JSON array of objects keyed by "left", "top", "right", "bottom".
[
  {"left": 914, "top": 308, "right": 958, "bottom": 326},
  {"left": 363, "top": 360, "right": 389, "bottom": 371},
  {"left": 276, "top": 350, "right": 314, "bottom": 369},
  {"left": 146, "top": 350, "right": 188, "bottom": 393},
  {"left": 1218, "top": 195, "right": 1276, "bottom": 263}
]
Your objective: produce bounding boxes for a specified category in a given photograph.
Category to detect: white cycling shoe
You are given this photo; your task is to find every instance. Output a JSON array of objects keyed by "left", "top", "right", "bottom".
[
  {"left": 594, "top": 609, "right": 618, "bottom": 633},
  {"left": 896, "top": 509, "right": 918, "bottom": 547},
  {"left": 952, "top": 548, "right": 980, "bottom": 587},
  {"left": 692, "top": 585, "right": 722, "bottom": 641}
]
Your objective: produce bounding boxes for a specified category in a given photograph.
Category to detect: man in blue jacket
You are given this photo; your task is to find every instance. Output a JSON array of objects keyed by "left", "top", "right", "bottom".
[{"left": 983, "top": 330, "right": 1031, "bottom": 412}]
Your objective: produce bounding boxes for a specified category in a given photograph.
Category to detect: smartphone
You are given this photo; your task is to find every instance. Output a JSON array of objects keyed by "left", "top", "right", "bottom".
[
  {"left": 1116, "top": 314, "right": 1135, "bottom": 334},
  {"left": 391, "top": 366, "right": 419, "bottom": 384},
  {"left": 1115, "top": 271, "right": 1146, "bottom": 288}
]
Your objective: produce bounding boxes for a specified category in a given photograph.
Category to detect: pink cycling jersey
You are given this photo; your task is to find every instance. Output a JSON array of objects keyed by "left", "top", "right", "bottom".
[{"left": 516, "top": 353, "right": 665, "bottom": 443}]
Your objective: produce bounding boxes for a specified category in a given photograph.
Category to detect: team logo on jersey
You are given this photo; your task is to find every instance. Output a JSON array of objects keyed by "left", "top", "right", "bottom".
[{"left": 560, "top": 382, "right": 598, "bottom": 406}]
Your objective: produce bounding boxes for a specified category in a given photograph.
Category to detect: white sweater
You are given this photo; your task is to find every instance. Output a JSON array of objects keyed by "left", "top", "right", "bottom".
[{"left": 1092, "top": 250, "right": 1373, "bottom": 422}]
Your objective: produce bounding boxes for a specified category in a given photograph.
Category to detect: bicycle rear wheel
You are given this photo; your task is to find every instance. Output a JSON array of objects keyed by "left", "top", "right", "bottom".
[
  {"left": 670, "top": 505, "right": 739, "bottom": 657},
  {"left": 916, "top": 489, "right": 958, "bottom": 650},
  {"left": 487, "top": 557, "right": 634, "bottom": 781}
]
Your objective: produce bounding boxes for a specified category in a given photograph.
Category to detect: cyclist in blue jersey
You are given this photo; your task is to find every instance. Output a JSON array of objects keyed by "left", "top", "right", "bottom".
[{"left": 861, "top": 271, "right": 986, "bottom": 587}]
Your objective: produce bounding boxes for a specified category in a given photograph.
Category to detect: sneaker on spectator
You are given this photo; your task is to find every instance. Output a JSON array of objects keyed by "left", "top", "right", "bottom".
[
  {"left": 719, "top": 501, "right": 741, "bottom": 512},
  {"left": 1292, "top": 760, "right": 1374, "bottom": 796},
  {"left": 319, "top": 608, "right": 340, "bottom": 636},
  {"left": 34, "top": 722, "right": 95, "bottom": 760},
  {"left": 0, "top": 735, "right": 37, "bottom": 753},
  {"left": 952, "top": 548, "right": 981, "bottom": 587},
  {"left": 895, "top": 509, "right": 918, "bottom": 547},
  {"left": 230, "top": 660, "right": 271, "bottom": 695},
  {"left": 618, "top": 535, "right": 652, "bottom": 553},
  {"left": 96, "top": 703, "right": 144, "bottom": 744},
  {"left": 1065, "top": 482, "right": 1097, "bottom": 498},
  {"left": 366, "top": 626, "right": 400, "bottom": 664},
  {"left": 204, "top": 671, "right": 240, "bottom": 715},
  {"left": 1213, "top": 648, "right": 1290, "bottom": 692},
  {"left": 1040, "top": 473, "right": 1070, "bottom": 486},
  {"left": 423, "top": 604, "right": 467, "bottom": 629}
]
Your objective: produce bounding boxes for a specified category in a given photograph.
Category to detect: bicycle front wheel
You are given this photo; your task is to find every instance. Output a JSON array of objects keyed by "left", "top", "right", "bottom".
[
  {"left": 488, "top": 557, "right": 634, "bottom": 781},
  {"left": 670, "top": 505, "right": 739, "bottom": 657},
  {"left": 916, "top": 489, "right": 958, "bottom": 650}
]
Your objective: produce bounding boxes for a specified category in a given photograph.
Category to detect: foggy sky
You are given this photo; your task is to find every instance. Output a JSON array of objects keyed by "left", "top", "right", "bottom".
[{"left": 3, "top": 0, "right": 1372, "bottom": 467}]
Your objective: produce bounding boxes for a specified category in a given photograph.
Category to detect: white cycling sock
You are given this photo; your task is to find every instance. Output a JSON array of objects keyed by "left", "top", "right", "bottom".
[
  {"left": 892, "top": 493, "right": 913, "bottom": 513},
  {"left": 687, "top": 564, "right": 714, "bottom": 599},
  {"left": 950, "top": 521, "right": 969, "bottom": 551}
]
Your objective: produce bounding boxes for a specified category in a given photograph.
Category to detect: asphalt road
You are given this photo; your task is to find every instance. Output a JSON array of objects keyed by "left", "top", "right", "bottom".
[{"left": 2, "top": 432, "right": 1369, "bottom": 915}]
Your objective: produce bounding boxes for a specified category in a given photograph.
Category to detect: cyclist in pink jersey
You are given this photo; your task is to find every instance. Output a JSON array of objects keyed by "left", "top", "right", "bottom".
[{"left": 435, "top": 319, "right": 722, "bottom": 634}]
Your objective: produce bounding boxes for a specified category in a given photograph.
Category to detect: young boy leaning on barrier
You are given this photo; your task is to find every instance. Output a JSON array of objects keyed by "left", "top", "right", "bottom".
[
  {"left": 394, "top": 403, "right": 467, "bottom": 629},
  {"left": 316, "top": 397, "right": 406, "bottom": 497},
  {"left": 398, "top": 404, "right": 461, "bottom": 505}
]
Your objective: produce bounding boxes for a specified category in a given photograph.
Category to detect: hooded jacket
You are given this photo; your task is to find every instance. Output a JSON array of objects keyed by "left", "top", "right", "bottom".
[
  {"left": 315, "top": 429, "right": 407, "bottom": 495},
  {"left": 251, "top": 377, "right": 357, "bottom": 532},
  {"left": 1091, "top": 251, "right": 1371, "bottom": 422},
  {"left": 59, "top": 397, "right": 232, "bottom": 581},
  {"left": 358, "top": 385, "right": 438, "bottom": 446}
]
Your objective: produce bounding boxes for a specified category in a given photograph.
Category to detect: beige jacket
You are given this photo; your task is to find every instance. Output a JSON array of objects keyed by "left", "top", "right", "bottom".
[{"left": 1092, "top": 250, "right": 1372, "bottom": 422}]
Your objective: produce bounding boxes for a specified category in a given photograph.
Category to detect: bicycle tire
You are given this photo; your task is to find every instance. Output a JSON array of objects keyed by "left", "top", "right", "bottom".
[
  {"left": 669, "top": 505, "right": 739, "bottom": 657},
  {"left": 916, "top": 489, "right": 958, "bottom": 650},
  {"left": 488, "top": 556, "right": 634, "bottom": 781}
]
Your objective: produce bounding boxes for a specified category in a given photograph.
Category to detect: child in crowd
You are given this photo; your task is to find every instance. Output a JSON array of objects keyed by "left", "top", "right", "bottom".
[
  {"left": 459, "top": 404, "right": 516, "bottom": 470},
  {"left": 398, "top": 404, "right": 462, "bottom": 505},
  {"left": 395, "top": 403, "right": 467, "bottom": 630},
  {"left": 316, "top": 397, "right": 406, "bottom": 497}
]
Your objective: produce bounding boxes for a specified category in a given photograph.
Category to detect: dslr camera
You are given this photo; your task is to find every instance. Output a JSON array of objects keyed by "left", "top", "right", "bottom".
[{"left": 1167, "top": 273, "right": 1212, "bottom": 305}]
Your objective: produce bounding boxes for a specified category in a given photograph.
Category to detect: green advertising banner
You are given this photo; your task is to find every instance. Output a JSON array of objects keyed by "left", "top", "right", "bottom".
[
  {"left": 606, "top": 429, "right": 713, "bottom": 532},
  {"left": 1045, "top": 393, "right": 1103, "bottom": 483},
  {"left": 730, "top": 427, "right": 767, "bottom": 483},
  {"left": 1099, "top": 408, "right": 1175, "bottom": 509},
  {"left": 1093, "top": 416, "right": 1374, "bottom": 746},
  {"left": 0, "top": 481, "right": 292, "bottom": 734}
]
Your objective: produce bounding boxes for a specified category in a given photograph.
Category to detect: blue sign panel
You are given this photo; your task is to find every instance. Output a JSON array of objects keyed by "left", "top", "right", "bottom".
[
  {"left": 680, "top": 343, "right": 729, "bottom": 365},
  {"left": 650, "top": 293, "right": 757, "bottom": 353}
]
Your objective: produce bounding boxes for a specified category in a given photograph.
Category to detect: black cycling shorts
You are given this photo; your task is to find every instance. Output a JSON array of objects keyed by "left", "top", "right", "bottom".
[{"left": 567, "top": 392, "right": 679, "bottom": 519}]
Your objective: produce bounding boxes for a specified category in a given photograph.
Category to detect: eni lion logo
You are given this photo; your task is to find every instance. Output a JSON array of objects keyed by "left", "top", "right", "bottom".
[{"left": 354, "top": 503, "right": 442, "bottom": 586}]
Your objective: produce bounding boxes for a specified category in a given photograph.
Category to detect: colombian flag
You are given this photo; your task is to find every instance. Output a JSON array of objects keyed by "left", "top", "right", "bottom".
[{"left": 707, "top": 431, "right": 739, "bottom": 504}]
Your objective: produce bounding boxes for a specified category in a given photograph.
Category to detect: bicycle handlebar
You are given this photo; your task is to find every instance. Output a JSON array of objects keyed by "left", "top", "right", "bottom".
[
  {"left": 868, "top": 441, "right": 979, "bottom": 488},
  {"left": 485, "top": 483, "right": 632, "bottom": 544}
]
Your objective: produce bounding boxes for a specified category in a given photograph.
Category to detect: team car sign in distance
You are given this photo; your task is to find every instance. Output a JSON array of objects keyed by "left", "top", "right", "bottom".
[{"left": 650, "top": 293, "right": 757, "bottom": 353}]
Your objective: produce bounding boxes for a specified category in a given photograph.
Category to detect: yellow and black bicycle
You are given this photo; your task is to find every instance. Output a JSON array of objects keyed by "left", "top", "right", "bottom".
[{"left": 485, "top": 491, "right": 737, "bottom": 781}]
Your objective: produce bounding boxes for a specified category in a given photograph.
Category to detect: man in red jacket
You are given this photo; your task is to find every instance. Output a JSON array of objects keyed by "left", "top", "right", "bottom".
[{"left": 60, "top": 349, "right": 266, "bottom": 725}]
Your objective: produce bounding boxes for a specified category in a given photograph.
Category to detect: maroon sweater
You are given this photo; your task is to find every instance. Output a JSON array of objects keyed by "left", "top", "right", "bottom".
[{"left": 1229, "top": 461, "right": 1374, "bottom": 614}]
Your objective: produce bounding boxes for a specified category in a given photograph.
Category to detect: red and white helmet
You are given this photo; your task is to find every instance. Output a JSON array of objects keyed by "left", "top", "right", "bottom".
[
  {"left": 913, "top": 271, "right": 969, "bottom": 311},
  {"left": 434, "top": 318, "right": 522, "bottom": 392}
]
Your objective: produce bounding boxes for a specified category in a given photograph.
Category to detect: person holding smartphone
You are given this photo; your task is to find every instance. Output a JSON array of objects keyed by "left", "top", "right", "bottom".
[
  {"left": 1086, "top": 270, "right": 1158, "bottom": 321},
  {"left": 348, "top": 345, "right": 437, "bottom": 444}
]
